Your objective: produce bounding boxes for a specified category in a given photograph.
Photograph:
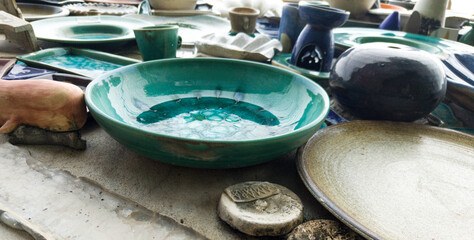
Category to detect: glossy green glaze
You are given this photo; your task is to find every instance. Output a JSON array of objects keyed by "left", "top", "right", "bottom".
[
  {"left": 17, "top": 48, "right": 141, "bottom": 78},
  {"left": 272, "top": 53, "right": 330, "bottom": 88},
  {"left": 31, "top": 15, "right": 152, "bottom": 46},
  {"left": 333, "top": 27, "right": 474, "bottom": 56},
  {"left": 134, "top": 25, "right": 182, "bottom": 61},
  {"left": 85, "top": 58, "right": 330, "bottom": 168},
  {"left": 459, "top": 23, "right": 474, "bottom": 46}
]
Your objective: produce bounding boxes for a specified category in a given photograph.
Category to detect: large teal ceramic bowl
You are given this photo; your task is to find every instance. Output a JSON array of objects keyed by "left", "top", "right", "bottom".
[{"left": 85, "top": 58, "right": 329, "bottom": 168}]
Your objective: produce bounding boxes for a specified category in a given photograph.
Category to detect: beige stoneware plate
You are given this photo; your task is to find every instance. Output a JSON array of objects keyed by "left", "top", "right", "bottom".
[{"left": 298, "top": 121, "right": 474, "bottom": 240}]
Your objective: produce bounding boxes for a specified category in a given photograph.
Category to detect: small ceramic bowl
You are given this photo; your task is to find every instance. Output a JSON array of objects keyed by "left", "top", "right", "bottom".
[
  {"left": 148, "top": 0, "right": 197, "bottom": 10},
  {"left": 228, "top": 7, "right": 260, "bottom": 34},
  {"left": 85, "top": 58, "right": 330, "bottom": 168},
  {"left": 326, "top": 0, "right": 376, "bottom": 17}
]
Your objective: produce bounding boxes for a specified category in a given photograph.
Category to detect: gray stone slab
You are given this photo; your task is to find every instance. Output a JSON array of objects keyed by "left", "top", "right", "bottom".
[
  {"left": 0, "top": 121, "right": 334, "bottom": 239},
  {"left": 0, "top": 133, "right": 205, "bottom": 239},
  {"left": 0, "top": 222, "right": 34, "bottom": 240}
]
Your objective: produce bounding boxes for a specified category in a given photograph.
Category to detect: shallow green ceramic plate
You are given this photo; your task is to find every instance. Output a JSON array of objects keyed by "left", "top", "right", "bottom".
[
  {"left": 298, "top": 121, "right": 474, "bottom": 240},
  {"left": 17, "top": 47, "right": 141, "bottom": 78},
  {"left": 272, "top": 53, "right": 330, "bottom": 87},
  {"left": 85, "top": 58, "right": 330, "bottom": 168},
  {"left": 31, "top": 15, "right": 152, "bottom": 45},
  {"left": 333, "top": 27, "right": 473, "bottom": 55}
]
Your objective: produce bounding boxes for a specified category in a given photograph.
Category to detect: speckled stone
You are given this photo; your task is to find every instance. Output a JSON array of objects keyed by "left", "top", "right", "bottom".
[
  {"left": 218, "top": 181, "right": 303, "bottom": 236},
  {"left": 287, "top": 220, "right": 364, "bottom": 240}
]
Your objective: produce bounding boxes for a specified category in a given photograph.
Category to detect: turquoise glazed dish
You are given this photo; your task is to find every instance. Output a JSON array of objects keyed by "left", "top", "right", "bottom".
[
  {"left": 17, "top": 47, "right": 141, "bottom": 78},
  {"left": 85, "top": 58, "right": 329, "bottom": 168}
]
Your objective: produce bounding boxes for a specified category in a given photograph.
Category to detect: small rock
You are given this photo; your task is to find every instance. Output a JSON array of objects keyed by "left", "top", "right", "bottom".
[
  {"left": 287, "top": 219, "right": 364, "bottom": 240},
  {"left": 8, "top": 125, "right": 86, "bottom": 150},
  {"left": 218, "top": 181, "right": 303, "bottom": 237}
]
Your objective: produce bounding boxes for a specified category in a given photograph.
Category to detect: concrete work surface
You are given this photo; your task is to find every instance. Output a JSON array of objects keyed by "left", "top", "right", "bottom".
[{"left": 0, "top": 120, "right": 336, "bottom": 239}]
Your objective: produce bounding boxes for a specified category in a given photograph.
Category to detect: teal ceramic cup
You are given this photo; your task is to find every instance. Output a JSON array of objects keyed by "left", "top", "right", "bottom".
[{"left": 134, "top": 25, "right": 182, "bottom": 61}]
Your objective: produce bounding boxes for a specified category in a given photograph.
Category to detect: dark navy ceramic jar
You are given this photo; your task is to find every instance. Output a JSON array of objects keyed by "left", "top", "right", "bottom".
[
  {"left": 329, "top": 43, "right": 447, "bottom": 122},
  {"left": 290, "top": 2, "right": 349, "bottom": 72}
]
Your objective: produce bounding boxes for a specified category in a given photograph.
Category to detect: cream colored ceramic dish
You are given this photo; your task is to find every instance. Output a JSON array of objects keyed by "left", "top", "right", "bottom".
[{"left": 298, "top": 121, "right": 474, "bottom": 240}]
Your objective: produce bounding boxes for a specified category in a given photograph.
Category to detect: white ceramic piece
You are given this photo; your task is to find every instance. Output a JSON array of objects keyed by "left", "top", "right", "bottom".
[
  {"left": 65, "top": 3, "right": 138, "bottom": 16},
  {"left": 413, "top": 0, "right": 449, "bottom": 26},
  {"left": 196, "top": 32, "right": 282, "bottom": 62}
]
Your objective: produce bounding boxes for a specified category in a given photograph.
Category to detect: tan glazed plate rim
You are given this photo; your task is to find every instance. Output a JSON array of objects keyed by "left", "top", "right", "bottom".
[{"left": 297, "top": 120, "right": 474, "bottom": 240}]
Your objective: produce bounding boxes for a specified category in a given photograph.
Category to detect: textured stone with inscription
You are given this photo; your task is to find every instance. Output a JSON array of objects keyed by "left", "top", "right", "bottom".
[
  {"left": 224, "top": 181, "right": 280, "bottom": 203},
  {"left": 218, "top": 181, "right": 303, "bottom": 236}
]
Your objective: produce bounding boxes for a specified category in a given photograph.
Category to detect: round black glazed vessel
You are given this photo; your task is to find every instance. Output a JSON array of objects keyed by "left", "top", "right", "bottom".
[{"left": 329, "top": 42, "right": 447, "bottom": 122}]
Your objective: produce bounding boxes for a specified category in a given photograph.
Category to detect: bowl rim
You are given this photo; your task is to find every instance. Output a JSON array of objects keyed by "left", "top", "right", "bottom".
[{"left": 85, "top": 58, "right": 330, "bottom": 144}]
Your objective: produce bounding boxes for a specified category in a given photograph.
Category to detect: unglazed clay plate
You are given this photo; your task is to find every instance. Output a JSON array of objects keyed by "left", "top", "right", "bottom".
[
  {"left": 31, "top": 15, "right": 152, "bottom": 45},
  {"left": 298, "top": 121, "right": 474, "bottom": 240},
  {"left": 17, "top": 3, "right": 70, "bottom": 21}
]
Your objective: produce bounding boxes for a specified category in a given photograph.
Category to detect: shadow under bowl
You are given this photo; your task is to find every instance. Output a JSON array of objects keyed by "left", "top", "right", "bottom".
[{"left": 85, "top": 58, "right": 330, "bottom": 168}]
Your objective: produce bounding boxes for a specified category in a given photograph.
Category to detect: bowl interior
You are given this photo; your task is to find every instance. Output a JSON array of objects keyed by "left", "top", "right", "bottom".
[
  {"left": 59, "top": 24, "right": 128, "bottom": 40},
  {"left": 87, "top": 58, "right": 328, "bottom": 141}
]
